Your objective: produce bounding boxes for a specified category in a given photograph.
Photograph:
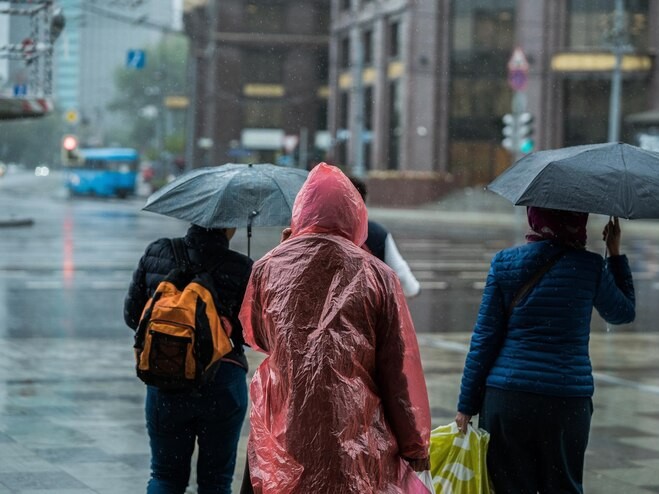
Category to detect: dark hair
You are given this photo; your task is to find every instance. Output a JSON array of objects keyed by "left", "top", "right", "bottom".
[{"left": 348, "top": 176, "right": 367, "bottom": 200}]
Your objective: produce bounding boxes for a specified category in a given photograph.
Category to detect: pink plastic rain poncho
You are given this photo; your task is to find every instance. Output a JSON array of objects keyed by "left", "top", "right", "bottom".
[{"left": 239, "top": 163, "right": 431, "bottom": 493}]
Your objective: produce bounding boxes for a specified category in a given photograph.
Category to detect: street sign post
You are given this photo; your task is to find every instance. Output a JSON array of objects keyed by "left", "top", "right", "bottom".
[
  {"left": 13, "top": 84, "right": 27, "bottom": 97},
  {"left": 126, "top": 49, "right": 146, "bottom": 69},
  {"left": 503, "top": 47, "right": 534, "bottom": 156},
  {"left": 507, "top": 47, "right": 529, "bottom": 92},
  {"left": 65, "top": 109, "right": 79, "bottom": 124}
]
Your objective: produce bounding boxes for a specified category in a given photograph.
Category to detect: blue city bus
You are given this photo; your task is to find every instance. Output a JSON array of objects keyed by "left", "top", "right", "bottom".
[{"left": 65, "top": 148, "right": 139, "bottom": 198}]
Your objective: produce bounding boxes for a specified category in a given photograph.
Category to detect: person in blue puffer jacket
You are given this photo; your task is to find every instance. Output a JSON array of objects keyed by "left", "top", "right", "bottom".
[{"left": 455, "top": 207, "right": 635, "bottom": 494}]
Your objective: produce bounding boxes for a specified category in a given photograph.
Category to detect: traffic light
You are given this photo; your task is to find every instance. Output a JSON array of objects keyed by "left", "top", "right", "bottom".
[
  {"left": 501, "top": 112, "right": 534, "bottom": 154},
  {"left": 61, "top": 135, "right": 80, "bottom": 165},
  {"left": 501, "top": 113, "right": 516, "bottom": 151}
]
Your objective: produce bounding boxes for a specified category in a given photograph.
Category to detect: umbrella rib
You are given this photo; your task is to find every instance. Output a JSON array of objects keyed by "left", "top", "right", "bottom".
[
  {"left": 271, "top": 173, "right": 296, "bottom": 211},
  {"left": 619, "top": 144, "right": 630, "bottom": 218}
]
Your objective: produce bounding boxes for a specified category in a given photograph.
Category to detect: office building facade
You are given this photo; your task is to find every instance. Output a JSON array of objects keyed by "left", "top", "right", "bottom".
[
  {"left": 52, "top": 0, "right": 174, "bottom": 144},
  {"left": 329, "top": 0, "right": 659, "bottom": 201},
  {"left": 183, "top": 0, "right": 330, "bottom": 168}
]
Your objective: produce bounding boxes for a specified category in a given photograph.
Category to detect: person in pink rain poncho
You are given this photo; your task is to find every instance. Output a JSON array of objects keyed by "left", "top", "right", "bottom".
[{"left": 239, "top": 163, "right": 431, "bottom": 493}]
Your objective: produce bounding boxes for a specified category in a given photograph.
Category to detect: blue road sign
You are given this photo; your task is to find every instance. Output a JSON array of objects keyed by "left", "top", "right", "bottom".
[
  {"left": 13, "top": 84, "right": 27, "bottom": 96},
  {"left": 126, "top": 49, "right": 146, "bottom": 69}
]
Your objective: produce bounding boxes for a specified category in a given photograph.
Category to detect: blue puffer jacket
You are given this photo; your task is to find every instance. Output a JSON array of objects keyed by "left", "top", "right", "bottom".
[{"left": 458, "top": 240, "right": 635, "bottom": 416}]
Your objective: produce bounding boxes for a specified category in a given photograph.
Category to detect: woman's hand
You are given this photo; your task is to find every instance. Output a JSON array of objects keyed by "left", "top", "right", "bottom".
[
  {"left": 403, "top": 456, "right": 430, "bottom": 472},
  {"left": 280, "top": 227, "right": 292, "bottom": 243},
  {"left": 603, "top": 217, "right": 621, "bottom": 256},
  {"left": 455, "top": 411, "right": 472, "bottom": 434}
]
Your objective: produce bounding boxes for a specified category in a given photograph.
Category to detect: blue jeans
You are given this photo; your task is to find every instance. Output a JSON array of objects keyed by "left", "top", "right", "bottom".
[{"left": 145, "top": 362, "right": 248, "bottom": 494}]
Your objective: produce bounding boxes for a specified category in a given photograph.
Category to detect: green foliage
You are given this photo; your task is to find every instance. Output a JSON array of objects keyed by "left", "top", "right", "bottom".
[
  {"left": 164, "top": 133, "right": 185, "bottom": 154},
  {"left": 109, "top": 35, "right": 189, "bottom": 154}
]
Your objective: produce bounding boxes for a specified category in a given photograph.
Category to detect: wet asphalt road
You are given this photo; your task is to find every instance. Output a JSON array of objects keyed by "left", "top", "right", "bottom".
[{"left": 1, "top": 169, "right": 657, "bottom": 340}]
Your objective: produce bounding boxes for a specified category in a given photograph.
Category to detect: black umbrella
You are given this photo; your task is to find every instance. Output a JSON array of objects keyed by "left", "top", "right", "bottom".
[
  {"left": 143, "top": 163, "right": 309, "bottom": 255},
  {"left": 487, "top": 142, "right": 659, "bottom": 219}
]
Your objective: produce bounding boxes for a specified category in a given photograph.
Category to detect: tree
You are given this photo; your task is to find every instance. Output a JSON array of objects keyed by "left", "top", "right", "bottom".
[
  {"left": 109, "top": 35, "right": 189, "bottom": 155},
  {"left": 0, "top": 111, "right": 64, "bottom": 166}
]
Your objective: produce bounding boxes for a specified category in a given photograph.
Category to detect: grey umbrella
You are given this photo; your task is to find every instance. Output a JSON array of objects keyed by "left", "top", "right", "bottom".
[
  {"left": 143, "top": 163, "right": 309, "bottom": 255},
  {"left": 487, "top": 142, "right": 659, "bottom": 219}
]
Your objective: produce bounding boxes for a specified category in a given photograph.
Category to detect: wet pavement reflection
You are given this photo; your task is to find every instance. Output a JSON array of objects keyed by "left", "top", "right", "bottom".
[{"left": 0, "top": 171, "right": 658, "bottom": 493}]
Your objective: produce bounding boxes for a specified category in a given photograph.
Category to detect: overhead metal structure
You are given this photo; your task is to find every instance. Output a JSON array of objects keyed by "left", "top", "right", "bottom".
[{"left": 0, "top": 0, "right": 62, "bottom": 119}]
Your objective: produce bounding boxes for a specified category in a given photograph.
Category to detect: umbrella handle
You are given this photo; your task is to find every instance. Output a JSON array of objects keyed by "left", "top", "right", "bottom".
[
  {"left": 603, "top": 215, "right": 613, "bottom": 259},
  {"left": 247, "top": 210, "right": 259, "bottom": 257}
]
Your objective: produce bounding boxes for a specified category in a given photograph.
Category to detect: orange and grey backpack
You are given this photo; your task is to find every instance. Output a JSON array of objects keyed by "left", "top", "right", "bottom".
[{"left": 133, "top": 238, "right": 233, "bottom": 391}]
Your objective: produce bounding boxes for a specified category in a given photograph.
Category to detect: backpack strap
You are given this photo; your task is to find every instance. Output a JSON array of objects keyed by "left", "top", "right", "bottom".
[
  {"left": 506, "top": 249, "right": 566, "bottom": 319},
  {"left": 170, "top": 238, "right": 191, "bottom": 271}
]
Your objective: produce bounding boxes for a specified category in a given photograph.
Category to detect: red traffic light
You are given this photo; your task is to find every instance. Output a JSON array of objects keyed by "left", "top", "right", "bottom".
[{"left": 62, "top": 135, "right": 78, "bottom": 151}]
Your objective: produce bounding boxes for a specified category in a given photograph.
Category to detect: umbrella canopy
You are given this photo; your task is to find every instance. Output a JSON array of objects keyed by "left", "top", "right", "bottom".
[
  {"left": 487, "top": 142, "right": 659, "bottom": 219},
  {"left": 143, "top": 163, "right": 309, "bottom": 228}
]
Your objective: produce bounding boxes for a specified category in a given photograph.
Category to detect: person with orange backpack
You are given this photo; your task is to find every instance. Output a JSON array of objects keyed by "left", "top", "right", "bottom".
[{"left": 124, "top": 224, "right": 253, "bottom": 494}]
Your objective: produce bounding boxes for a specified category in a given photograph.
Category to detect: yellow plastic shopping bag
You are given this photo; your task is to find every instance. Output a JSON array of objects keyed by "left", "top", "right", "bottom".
[{"left": 428, "top": 422, "right": 493, "bottom": 494}]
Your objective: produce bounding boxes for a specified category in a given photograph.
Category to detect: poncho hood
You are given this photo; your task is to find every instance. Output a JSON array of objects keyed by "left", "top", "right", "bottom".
[{"left": 290, "top": 162, "right": 368, "bottom": 246}]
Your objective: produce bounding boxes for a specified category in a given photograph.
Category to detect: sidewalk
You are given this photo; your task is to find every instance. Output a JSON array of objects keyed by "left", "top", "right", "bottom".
[
  {"left": 1, "top": 333, "right": 658, "bottom": 493},
  {"left": 370, "top": 186, "right": 659, "bottom": 240}
]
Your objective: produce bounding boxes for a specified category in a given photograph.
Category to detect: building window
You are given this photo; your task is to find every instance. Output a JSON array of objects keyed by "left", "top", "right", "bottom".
[
  {"left": 363, "top": 86, "right": 374, "bottom": 170},
  {"left": 363, "top": 29, "right": 373, "bottom": 65},
  {"left": 388, "top": 80, "right": 401, "bottom": 170},
  {"left": 245, "top": 3, "right": 285, "bottom": 33},
  {"left": 317, "top": 99, "right": 328, "bottom": 130},
  {"left": 567, "top": 0, "right": 649, "bottom": 50},
  {"left": 450, "top": 0, "right": 515, "bottom": 137},
  {"left": 339, "top": 91, "right": 349, "bottom": 130},
  {"left": 244, "top": 99, "right": 284, "bottom": 128},
  {"left": 316, "top": 49, "right": 329, "bottom": 82},
  {"left": 341, "top": 0, "right": 351, "bottom": 11},
  {"left": 341, "top": 36, "right": 351, "bottom": 69},
  {"left": 316, "top": 9, "right": 330, "bottom": 33},
  {"left": 389, "top": 21, "right": 400, "bottom": 59},
  {"left": 244, "top": 49, "right": 284, "bottom": 84},
  {"left": 364, "top": 86, "right": 374, "bottom": 131}
]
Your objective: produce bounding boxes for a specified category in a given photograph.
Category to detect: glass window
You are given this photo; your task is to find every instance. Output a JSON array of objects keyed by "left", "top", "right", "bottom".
[
  {"left": 389, "top": 21, "right": 400, "bottom": 59},
  {"left": 363, "top": 86, "right": 374, "bottom": 171},
  {"left": 339, "top": 91, "right": 349, "bottom": 130},
  {"left": 388, "top": 80, "right": 401, "bottom": 170},
  {"left": 245, "top": 3, "right": 285, "bottom": 33},
  {"left": 341, "top": 36, "right": 351, "bottom": 69},
  {"left": 316, "top": 49, "right": 329, "bottom": 82},
  {"left": 450, "top": 0, "right": 515, "bottom": 132},
  {"left": 563, "top": 78, "right": 647, "bottom": 146},
  {"left": 244, "top": 49, "right": 284, "bottom": 84},
  {"left": 244, "top": 99, "right": 284, "bottom": 128},
  {"left": 567, "top": 0, "right": 649, "bottom": 50},
  {"left": 363, "top": 29, "right": 373, "bottom": 65},
  {"left": 317, "top": 99, "right": 328, "bottom": 130},
  {"left": 316, "top": 9, "right": 330, "bottom": 33},
  {"left": 449, "top": 0, "right": 515, "bottom": 176},
  {"left": 364, "top": 85, "right": 374, "bottom": 131}
]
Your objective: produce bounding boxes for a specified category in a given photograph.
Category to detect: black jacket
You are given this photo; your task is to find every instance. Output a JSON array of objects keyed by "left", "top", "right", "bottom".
[
  {"left": 365, "top": 220, "right": 388, "bottom": 262},
  {"left": 123, "top": 224, "right": 253, "bottom": 367}
]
